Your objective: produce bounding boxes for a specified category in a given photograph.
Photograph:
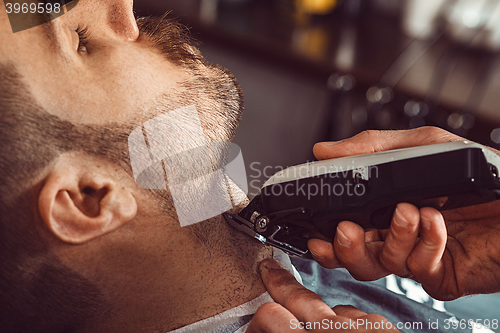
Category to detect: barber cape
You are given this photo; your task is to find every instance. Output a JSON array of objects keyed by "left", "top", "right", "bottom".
[{"left": 169, "top": 250, "right": 477, "bottom": 333}]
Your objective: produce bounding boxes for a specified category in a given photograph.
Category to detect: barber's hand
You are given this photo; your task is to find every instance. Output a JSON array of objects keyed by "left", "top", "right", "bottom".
[
  {"left": 308, "top": 126, "right": 500, "bottom": 300},
  {"left": 246, "top": 259, "right": 398, "bottom": 332}
]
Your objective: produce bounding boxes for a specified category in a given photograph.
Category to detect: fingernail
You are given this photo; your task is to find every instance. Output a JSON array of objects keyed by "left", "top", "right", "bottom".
[
  {"left": 336, "top": 227, "right": 351, "bottom": 247},
  {"left": 260, "top": 259, "right": 284, "bottom": 272},
  {"left": 421, "top": 216, "right": 431, "bottom": 230},
  {"left": 394, "top": 207, "right": 409, "bottom": 228}
]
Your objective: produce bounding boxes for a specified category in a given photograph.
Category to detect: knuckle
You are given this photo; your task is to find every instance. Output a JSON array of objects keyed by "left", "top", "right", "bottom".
[
  {"left": 254, "top": 302, "right": 284, "bottom": 320},
  {"left": 284, "top": 288, "right": 320, "bottom": 305},
  {"left": 406, "top": 255, "right": 418, "bottom": 269},
  {"left": 379, "top": 252, "right": 404, "bottom": 274},
  {"left": 358, "top": 130, "right": 378, "bottom": 144},
  {"left": 259, "top": 302, "right": 284, "bottom": 314},
  {"left": 380, "top": 237, "right": 414, "bottom": 268},
  {"left": 270, "top": 272, "right": 298, "bottom": 288},
  {"left": 406, "top": 255, "right": 428, "bottom": 276},
  {"left": 420, "top": 126, "right": 458, "bottom": 142},
  {"left": 250, "top": 303, "right": 287, "bottom": 333},
  {"left": 423, "top": 126, "right": 444, "bottom": 135},
  {"left": 359, "top": 130, "right": 374, "bottom": 137},
  {"left": 320, "top": 258, "right": 341, "bottom": 269},
  {"left": 335, "top": 248, "right": 364, "bottom": 267}
]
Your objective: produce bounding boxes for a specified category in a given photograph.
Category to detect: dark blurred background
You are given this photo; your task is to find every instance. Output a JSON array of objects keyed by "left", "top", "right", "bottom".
[
  {"left": 135, "top": 0, "right": 500, "bottom": 195},
  {"left": 134, "top": 0, "right": 500, "bottom": 328}
]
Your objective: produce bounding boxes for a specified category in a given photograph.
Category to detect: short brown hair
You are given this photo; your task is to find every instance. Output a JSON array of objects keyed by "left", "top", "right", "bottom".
[
  {"left": 0, "top": 14, "right": 243, "bottom": 331},
  {"left": 0, "top": 64, "right": 123, "bottom": 333}
]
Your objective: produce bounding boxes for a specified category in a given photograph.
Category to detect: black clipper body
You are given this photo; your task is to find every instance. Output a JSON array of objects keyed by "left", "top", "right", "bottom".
[{"left": 224, "top": 142, "right": 500, "bottom": 257}]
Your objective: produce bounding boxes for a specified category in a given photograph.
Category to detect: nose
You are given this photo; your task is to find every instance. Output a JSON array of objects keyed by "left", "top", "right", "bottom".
[{"left": 107, "top": 0, "right": 139, "bottom": 41}]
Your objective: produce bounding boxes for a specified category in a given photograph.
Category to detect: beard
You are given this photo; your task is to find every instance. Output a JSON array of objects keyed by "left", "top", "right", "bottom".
[
  {"left": 0, "top": 14, "right": 246, "bottom": 331},
  {"left": 129, "top": 15, "right": 246, "bottom": 226},
  {"left": 1, "top": 13, "right": 245, "bottom": 233},
  {"left": 131, "top": 68, "right": 246, "bottom": 224},
  {"left": 136, "top": 14, "right": 244, "bottom": 144}
]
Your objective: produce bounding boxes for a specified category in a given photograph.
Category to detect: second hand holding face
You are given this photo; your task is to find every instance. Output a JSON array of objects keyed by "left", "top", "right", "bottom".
[{"left": 246, "top": 259, "right": 399, "bottom": 333}]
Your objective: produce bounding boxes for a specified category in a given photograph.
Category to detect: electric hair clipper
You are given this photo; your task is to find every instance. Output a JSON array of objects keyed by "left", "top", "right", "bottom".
[{"left": 224, "top": 141, "right": 500, "bottom": 257}]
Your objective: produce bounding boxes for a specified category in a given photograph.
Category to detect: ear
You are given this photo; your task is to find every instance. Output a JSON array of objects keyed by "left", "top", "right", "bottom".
[{"left": 39, "top": 153, "right": 137, "bottom": 244}]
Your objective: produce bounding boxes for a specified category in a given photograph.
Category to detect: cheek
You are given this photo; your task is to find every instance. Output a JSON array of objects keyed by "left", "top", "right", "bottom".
[
  {"left": 31, "top": 51, "right": 190, "bottom": 125},
  {"left": 91, "top": 44, "right": 186, "bottom": 94},
  {"left": 83, "top": 50, "right": 189, "bottom": 117}
]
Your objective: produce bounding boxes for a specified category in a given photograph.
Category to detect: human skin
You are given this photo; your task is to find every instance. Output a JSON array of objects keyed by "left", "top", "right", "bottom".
[
  {"left": 309, "top": 126, "right": 500, "bottom": 301},
  {"left": 247, "top": 259, "right": 399, "bottom": 333},
  {"left": 0, "top": 1, "right": 275, "bottom": 331},
  {"left": 247, "top": 127, "right": 500, "bottom": 333},
  {"left": 0, "top": 1, "right": 404, "bottom": 331},
  {"left": 1, "top": 0, "right": 177, "bottom": 125}
]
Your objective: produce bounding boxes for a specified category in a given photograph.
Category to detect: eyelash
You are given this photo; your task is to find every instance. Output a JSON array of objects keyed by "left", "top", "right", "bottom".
[{"left": 75, "top": 26, "right": 90, "bottom": 52}]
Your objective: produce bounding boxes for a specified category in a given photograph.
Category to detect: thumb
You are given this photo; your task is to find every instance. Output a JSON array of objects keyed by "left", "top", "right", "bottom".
[{"left": 313, "top": 127, "right": 463, "bottom": 160}]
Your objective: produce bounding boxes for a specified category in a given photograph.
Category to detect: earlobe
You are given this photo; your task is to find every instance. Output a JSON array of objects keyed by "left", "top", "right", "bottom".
[{"left": 39, "top": 155, "right": 137, "bottom": 244}]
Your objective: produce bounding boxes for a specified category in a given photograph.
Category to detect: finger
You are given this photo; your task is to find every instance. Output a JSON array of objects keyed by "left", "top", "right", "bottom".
[
  {"left": 332, "top": 305, "right": 367, "bottom": 319},
  {"left": 259, "top": 259, "right": 334, "bottom": 324},
  {"left": 246, "top": 302, "right": 305, "bottom": 333},
  {"left": 379, "top": 203, "right": 420, "bottom": 277},
  {"left": 313, "top": 127, "right": 463, "bottom": 160},
  {"left": 307, "top": 230, "right": 386, "bottom": 270},
  {"left": 407, "top": 207, "right": 447, "bottom": 292},
  {"left": 307, "top": 238, "right": 342, "bottom": 269},
  {"left": 334, "top": 221, "right": 389, "bottom": 281}
]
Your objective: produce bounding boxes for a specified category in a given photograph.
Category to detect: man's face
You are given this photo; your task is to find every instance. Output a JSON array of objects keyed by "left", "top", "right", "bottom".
[
  {"left": 0, "top": 4, "right": 253, "bottom": 329},
  {"left": 0, "top": 0, "right": 242, "bottom": 135},
  {"left": 0, "top": 0, "right": 245, "bottom": 234}
]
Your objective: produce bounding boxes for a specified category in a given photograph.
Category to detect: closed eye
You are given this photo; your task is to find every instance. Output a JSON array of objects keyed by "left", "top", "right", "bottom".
[{"left": 75, "top": 26, "right": 90, "bottom": 53}]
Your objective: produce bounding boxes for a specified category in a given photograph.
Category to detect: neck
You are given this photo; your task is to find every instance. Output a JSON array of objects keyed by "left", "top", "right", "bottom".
[
  {"left": 168, "top": 216, "right": 273, "bottom": 331},
  {"left": 87, "top": 215, "right": 273, "bottom": 333}
]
